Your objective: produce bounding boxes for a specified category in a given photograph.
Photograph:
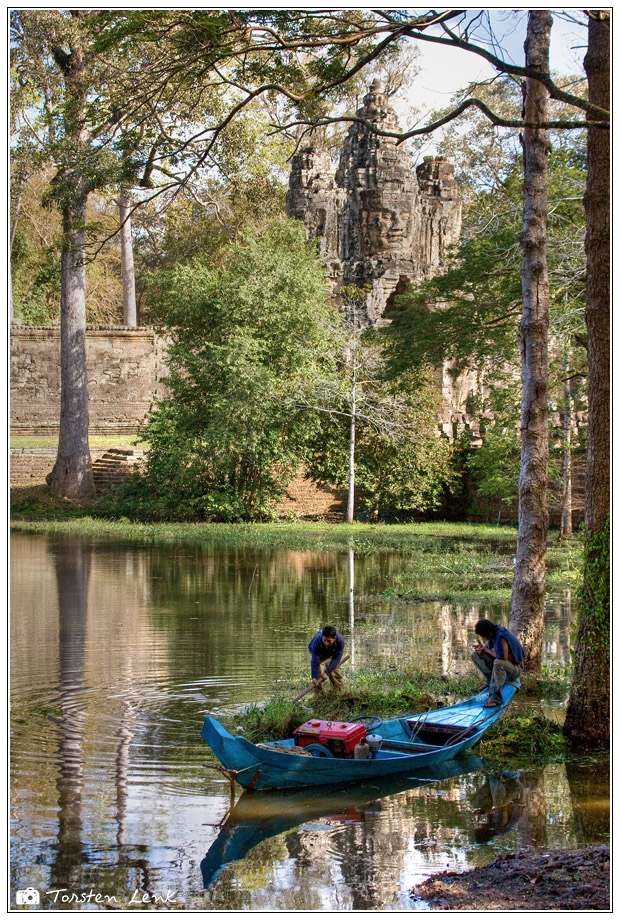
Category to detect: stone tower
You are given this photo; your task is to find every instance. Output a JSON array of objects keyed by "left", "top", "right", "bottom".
[
  {"left": 286, "top": 78, "right": 462, "bottom": 326},
  {"left": 287, "top": 80, "right": 481, "bottom": 440}
]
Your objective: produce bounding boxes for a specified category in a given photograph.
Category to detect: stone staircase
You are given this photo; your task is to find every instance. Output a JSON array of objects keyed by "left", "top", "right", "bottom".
[{"left": 92, "top": 448, "right": 145, "bottom": 494}]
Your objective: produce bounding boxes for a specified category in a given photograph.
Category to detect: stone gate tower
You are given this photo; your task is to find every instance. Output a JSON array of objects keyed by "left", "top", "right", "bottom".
[{"left": 286, "top": 79, "right": 462, "bottom": 327}]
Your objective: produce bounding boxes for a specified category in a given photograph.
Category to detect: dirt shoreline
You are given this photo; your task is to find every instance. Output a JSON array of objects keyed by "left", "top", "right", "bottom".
[{"left": 410, "top": 844, "right": 610, "bottom": 911}]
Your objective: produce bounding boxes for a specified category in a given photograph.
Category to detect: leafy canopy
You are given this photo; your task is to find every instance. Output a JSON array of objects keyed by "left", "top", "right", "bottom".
[{"left": 134, "top": 219, "right": 337, "bottom": 521}]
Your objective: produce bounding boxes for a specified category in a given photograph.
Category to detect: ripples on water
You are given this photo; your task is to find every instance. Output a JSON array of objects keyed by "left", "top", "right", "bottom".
[{"left": 10, "top": 532, "right": 609, "bottom": 911}]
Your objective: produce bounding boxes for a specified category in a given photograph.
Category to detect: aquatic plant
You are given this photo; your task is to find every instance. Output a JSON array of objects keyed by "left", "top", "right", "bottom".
[
  {"left": 478, "top": 709, "right": 569, "bottom": 762},
  {"left": 232, "top": 670, "right": 573, "bottom": 766},
  {"left": 233, "top": 670, "right": 477, "bottom": 740}
]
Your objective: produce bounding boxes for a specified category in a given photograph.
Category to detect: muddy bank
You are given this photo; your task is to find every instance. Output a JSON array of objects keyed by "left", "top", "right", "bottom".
[{"left": 410, "top": 845, "right": 609, "bottom": 911}]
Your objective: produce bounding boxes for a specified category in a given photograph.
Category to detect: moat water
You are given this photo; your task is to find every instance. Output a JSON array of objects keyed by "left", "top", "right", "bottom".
[{"left": 10, "top": 532, "right": 609, "bottom": 911}]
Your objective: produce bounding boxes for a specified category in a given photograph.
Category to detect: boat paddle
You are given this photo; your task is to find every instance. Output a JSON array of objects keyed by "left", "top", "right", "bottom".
[{"left": 293, "top": 655, "right": 351, "bottom": 702}]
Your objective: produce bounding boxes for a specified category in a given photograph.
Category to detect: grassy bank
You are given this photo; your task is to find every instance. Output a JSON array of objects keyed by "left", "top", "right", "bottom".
[
  {"left": 10, "top": 511, "right": 520, "bottom": 548},
  {"left": 10, "top": 504, "right": 583, "bottom": 603},
  {"left": 226, "top": 667, "right": 570, "bottom": 765}
]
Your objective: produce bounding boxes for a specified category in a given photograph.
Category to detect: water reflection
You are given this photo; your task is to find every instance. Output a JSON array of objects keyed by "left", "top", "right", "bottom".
[
  {"left": 471, "top": 770, "right": 523, "bottom": 843},
  {"left": 566, "top": 755, "right": 611, "bottom": 847},
  {"left": 49, "top": 536, "right": 89, "bottom": 895},
  {"left": 9, "top": 532, "right": 609, "bottom": 911},
  {"left": 201, "top": 755, "right": 486, "bottom": 888},
  {"left": 348, "top": 543, "right": 356, "bottom": 670}
]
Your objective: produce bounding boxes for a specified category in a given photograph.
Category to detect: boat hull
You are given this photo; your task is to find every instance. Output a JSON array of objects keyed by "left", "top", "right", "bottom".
[{"left": 202, "top": 681, "right": 518, "bottom": 792}]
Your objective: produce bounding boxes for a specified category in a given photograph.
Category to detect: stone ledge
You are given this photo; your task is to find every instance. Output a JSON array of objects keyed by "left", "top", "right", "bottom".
[{"left": 11, "top": 323, "right": 158, "bottom": 332}]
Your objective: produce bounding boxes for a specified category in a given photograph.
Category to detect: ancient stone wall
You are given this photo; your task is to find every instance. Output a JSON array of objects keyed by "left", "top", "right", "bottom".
[{"left": 10, "top": 325, "right": 168, "bottom": 436}]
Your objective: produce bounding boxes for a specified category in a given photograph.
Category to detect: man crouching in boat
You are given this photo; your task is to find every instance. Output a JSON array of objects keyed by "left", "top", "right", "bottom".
[
  {"left": 471, "top": 619, "right": 524, "bottom": 709},
  {"left": 309, "top": 626, "right": 345, "bottom": 692}
]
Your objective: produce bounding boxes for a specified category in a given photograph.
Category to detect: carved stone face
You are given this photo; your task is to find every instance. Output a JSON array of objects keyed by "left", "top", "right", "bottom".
[{"left": 361, "top": 203, "right": 413, "bottom": 255}]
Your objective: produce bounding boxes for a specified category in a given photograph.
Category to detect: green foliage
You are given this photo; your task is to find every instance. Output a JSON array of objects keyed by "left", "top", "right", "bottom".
[
  {"left": 307, "top": 381, "right": 457, "bottom": 520},
  {"left": 232, "top": 669, "right": 483, "bottom": 742},
  {"left": 464, "top": 377, "right": 566, "bottom": 516},
  {"left": 305, "top": 285, "right": 457, "bottom": 520},
  {"left": 478, "top": 710, "right": 569, "bottom": 763},
  {"left": 538, "top": 662, "right": 572, "bottom": 698},
  {"left": 467, "top": 426, "right": 521, "bottom": 505},
  {"left": 128, "top": 219, "right": 337, "bottom": 520},
  {"left": 385, "top": 142, "right": 586, "bottom": 377},
  {"left": 133, "top": 108, "right": 293, "bottom": 310},
  {"left": 384, "top": 126, "right": 587, "bottom": 514},
  {"left": 232, "top": 673, "right": 571, "bottom": 766},
  {"left": 385, "top": 228, "right": 522, "bottom": 376},
  {"left": 10, "top": 172, "right": 125, "bottom": 325}
]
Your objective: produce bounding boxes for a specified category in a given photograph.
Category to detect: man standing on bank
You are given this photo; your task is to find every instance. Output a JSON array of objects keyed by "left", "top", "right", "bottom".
[
  {"left": 471, "top": 618, "right": 525, "bottom": 709},
  {"left": 309, "top": 625, "right": 345, "bottom": 692}
]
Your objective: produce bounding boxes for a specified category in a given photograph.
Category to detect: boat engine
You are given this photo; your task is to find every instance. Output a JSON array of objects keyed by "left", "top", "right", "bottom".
[{"left": 293, "top": 719, "right": 368, "bottom": 758}]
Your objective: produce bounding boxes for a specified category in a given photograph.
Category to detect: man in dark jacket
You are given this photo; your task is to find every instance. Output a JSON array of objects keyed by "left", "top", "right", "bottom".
[
  {"left": 308, "top": 625, "right": 345, "bottom": 691},
  {"left": 471, "top": 618, "right": 525, "bottom": 708}
]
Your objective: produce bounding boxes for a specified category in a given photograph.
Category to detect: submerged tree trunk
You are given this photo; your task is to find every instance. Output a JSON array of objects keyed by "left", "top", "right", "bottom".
[
  {"left": 118, "top": 192, "right": 137, "bottom": 326},
  {"left": 564, "top": 11, "right": 610, "bottom": 747},
  {"left": 47, "top": 196, "right": 96, "bottom": 501},
  {"left": 508, "top": 10, "right": 552, "bottom": 675}
]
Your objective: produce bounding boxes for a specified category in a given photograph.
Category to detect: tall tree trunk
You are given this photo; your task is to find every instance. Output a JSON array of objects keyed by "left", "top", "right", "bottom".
[
  {"left": 564, "top": 11, "right": 610, "bottom": 747},
  {"left": 10, "top": 198, "right": 21, "bottom": 322},
  {"left": 508, "top": 10, "right": 552, "bottom": 674},
  {"left": 346, "top": 370, "right": 356, "bottom": 523},
  {"left": 47, "top": 196, "right": 96, "bottom": 501},
  {"left": 118, "top": 192, "right": 137, "bottom": 326},
  {"left": 560, "top": 347, "right": 573, "bottom": 538}
]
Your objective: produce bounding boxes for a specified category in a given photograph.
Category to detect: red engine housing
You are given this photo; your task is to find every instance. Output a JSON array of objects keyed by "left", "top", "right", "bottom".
[{"left": 293, "top": 719, "right": 367, "bottom": 757}]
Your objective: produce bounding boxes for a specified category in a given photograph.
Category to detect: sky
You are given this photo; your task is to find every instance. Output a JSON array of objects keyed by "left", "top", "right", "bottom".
[
  {"left": 414, "top": 10, "right": 586, "bottom": 104},
  {"left": 400, "top": 9, "right": 589, "bottom": 154}
]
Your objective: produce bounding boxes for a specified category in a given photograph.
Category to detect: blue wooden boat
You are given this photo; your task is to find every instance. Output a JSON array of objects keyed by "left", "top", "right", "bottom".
[{"left": 201, "top": 680, "right": 519, "bottom": 792}]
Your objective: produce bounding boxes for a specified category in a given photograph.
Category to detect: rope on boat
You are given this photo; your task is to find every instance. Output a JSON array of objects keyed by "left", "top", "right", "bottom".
[
  {"left": 443, "top": 704, "right": 505, "bottom": 746},
  {"left": 204, "top": 758, "right": 269, "bottom": 799},
  {"left": 408, "top": 708, "right": 432, "bottom": 742}
]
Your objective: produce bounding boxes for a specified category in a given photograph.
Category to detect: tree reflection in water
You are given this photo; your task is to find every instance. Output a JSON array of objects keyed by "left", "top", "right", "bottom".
[
  {"left": 10, "top": 532, "right": 608, "bottom": 911},
  {"left": 566, "top": 755, "right": 611, "bottom": 847},
  {"left": 48, "top": 536, "right": 90, "bottom": 895}
]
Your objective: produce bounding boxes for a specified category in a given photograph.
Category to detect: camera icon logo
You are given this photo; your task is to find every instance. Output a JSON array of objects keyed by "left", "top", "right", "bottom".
[{"left": 16, "top": 887, "right": 40, "bottom": 905}]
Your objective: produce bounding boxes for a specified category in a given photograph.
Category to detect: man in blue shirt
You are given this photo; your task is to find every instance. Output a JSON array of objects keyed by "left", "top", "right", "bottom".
[
  {"left": 308, "top": 625, "right": 345, "bottom": 692},
  {"left": 471, "top": 618, "right": 525, "bottom": 708}
]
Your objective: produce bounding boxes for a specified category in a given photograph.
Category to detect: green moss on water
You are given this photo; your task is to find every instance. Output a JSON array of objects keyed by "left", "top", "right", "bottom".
[
  {"left": 478, "top": 710, "right": 569, "bottom": 763},
  {"left": 10, "top": 515, "right": 581, "bottom": 604},
  {"left": 376, "top": 533, "right": 582, "bottom": 603}
]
